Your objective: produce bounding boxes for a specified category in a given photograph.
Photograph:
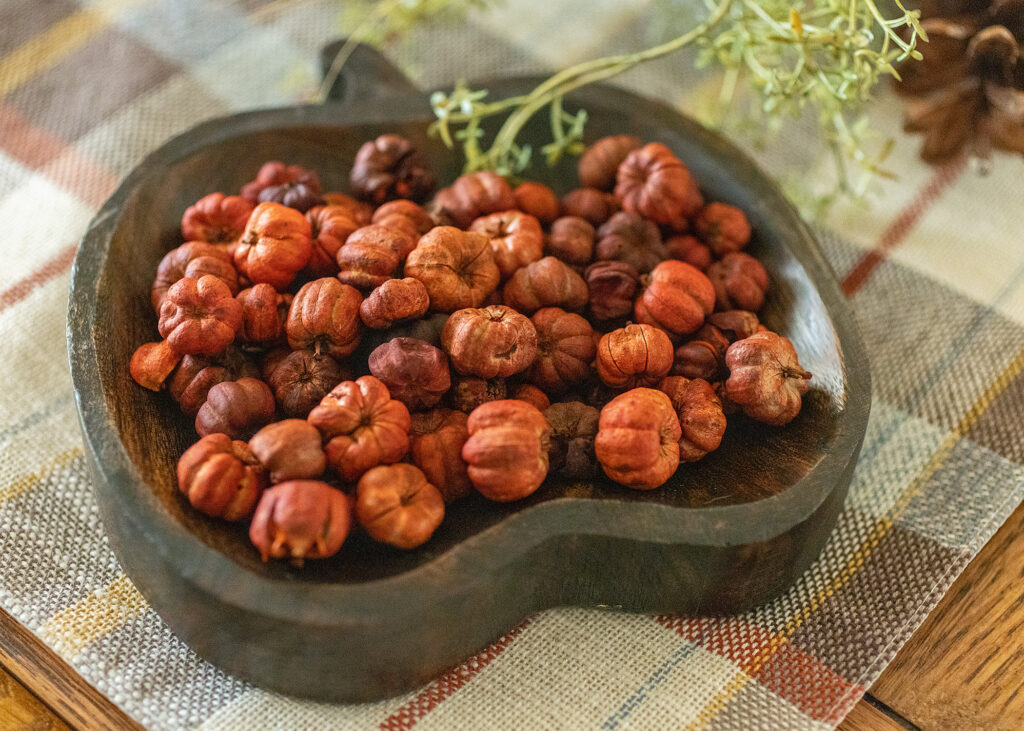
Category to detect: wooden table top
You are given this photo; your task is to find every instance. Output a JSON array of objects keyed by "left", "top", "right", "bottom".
[{"left": 3, "top": 500, "right": 1022, "bottom": 729}]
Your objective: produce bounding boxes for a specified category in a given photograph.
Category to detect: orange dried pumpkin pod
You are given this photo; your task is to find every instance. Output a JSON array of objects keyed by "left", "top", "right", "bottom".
[
  {"left": 350, "top": 134, "right": 436, "bottom": 204},
  {"left": 462, "top": 400, "right": 551, "bottom": 502},
  {"left": 511, "top": 383, "right": 550, "bottom": 413},
  {"left": 158, "top": 275, "right": 243, "bottom": 357},
  {"left": 249, "top": 419, "right": 327, "bottom": 484},
  {"left": 584, "top": 260, "right": 640, "bottom": 321},
  {"left": 371, "top": 199, "right": 434, "bottom": 257},
  {"left": 169, "top": 348, "right": 259, "bottom": 417},
  {"left": 408, "top": 408, "right": 473, "bottom": 503},
  {"left": 513, "top": 182, "right": 560, "bottom": 224},
  {"left": 177, "top": 433, "right": 267, "bottom": 521},
  {"left": 695, "top": 202, "right": 751, "bottom": 257},
  {"left": 595, "top": 211, "right": 667, "bottom": 274},
  {"left": 359, "top": 277, "right": 430, "bottom": 329},
  {"left": 249, "top": 480, "right": 351, "bottom": 562},
  {"left": 322, "top": 192, "right": 373, "bottom": 225},
  {"left": 707, "top": 252, "right": 770, "bottom": 312},
  {"left": 335, "top": 224, "right": 405, "bottom": 292},
  {"left": 195, "top": 377, "right": 276, "bottom": 440},
  {"left": 664, "top": 234, "right": 712, "bottom": 271},
  {"left": 233, "top": 201, "right": 312, "bottom": 290},
  {"left": 560, "top": 187, "right": 620, "bottom": 227},
  {"left": 267, "top": 349, "right": 348, "bottom": 418},
  {"left": 240, "top": 161, "right": 321, "bottom": 203},
  {"left": 441, "top": 305, "right": 539, "bottom": 379},
  {"left": 235, "top": 283, "right": 290, "bottom": 346},
  {"left": 367, "top": 337, "right": 451, "bottom": 411},
  {"left": 470, "top": 210, "right": 544, "bottom": 280},
  {"left": 672, "top": 324, "right": 730, "bottom": 381},
  {"left": 545, "top": 401, "right": 601, "bottom": 480},
  {"left": 151, "top": 241, "right": 237, "bottom": 313},
  {"left": 725, "top": 331, "right": 811, "bottom": 426},
  {"left": 595, "top": 388, "right": 682, "bottom": 489},
  {"left": 657, "top": 376, "right": 726, "bottom": 462},
  {"left": 503, "top": 256, "right": 589, "bottom": 314},
  {"left": 130, "top": 341, "right": 181, "bottom": 392},
  {"left": 528, "top": 307, "right": 596, "bottom": 394},
  {"left": 356, "top": 464, "right": 445, "bottom": 548},
  {"left": 430, "top": 171, "right": 516, "bottom": 229},
  {"left": 304, "top": 204, "right": 360, "bottom": 277},
  {"left": 615, "top": 142, "right": 703, "bottom": 223},
  {"left": 286, "top": 277, "right": 362, "bottom": 359},
  {"left": 578, "top": 134, "right": 643, "bottom": 191},
  {"left": 634, "top": 259, "right": 715, "bottom": 337},
  {"left": 596, "top": 323, "right": 673, "bottom": 389},
  {"left": 181, "top": 193, "right": 255, "bottom": 245},
  {"left": 307, "top": 375, "right": 411, "bottom": 482},
  {"left": 546, "top": 216, "right": 595, "bottom": 267},
  {"left": 405, "top": 227, "right": 501, "bottom": 313}
]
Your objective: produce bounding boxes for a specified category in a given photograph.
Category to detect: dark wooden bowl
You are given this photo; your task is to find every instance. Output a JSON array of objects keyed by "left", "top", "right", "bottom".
[{"left": 67, "top": 44, "right": 870, "bottom": 702}]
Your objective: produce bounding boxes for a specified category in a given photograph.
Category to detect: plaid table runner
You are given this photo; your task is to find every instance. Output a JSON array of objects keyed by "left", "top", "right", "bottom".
[{"left": 2, "top": 0, "right": 1023, "bottom": 728}]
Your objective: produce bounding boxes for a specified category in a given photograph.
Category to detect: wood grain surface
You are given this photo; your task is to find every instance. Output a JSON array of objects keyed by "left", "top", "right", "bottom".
[
  {"left": 0, "top": 607, "right": 141, "bottom": 730},
  {"left": 0, "top": 665, "right": 69, "bottom": 731},
  {"left": 869, "top": 500, "right": 1024, "bottom": 730}
]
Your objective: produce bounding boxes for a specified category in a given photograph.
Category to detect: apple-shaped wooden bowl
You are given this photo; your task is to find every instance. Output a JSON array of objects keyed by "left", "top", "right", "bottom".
[{"left": 67, "top": 44, "right": 870, "bottom": 702}]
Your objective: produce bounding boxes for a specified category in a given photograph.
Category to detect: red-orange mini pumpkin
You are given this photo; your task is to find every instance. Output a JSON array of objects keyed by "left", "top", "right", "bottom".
[
  {"left": 595, "top": 388, "right": 681, "bottom": 489},
  {"left": 405, "top": 227, "right": 501, "bottom": 312},
  {"left": 177, "top": 433, "right": 267, "bottom": 520},
  {"left": 634, "top": 260, "right": 715, "bottom": 336},
  {"left": 307, "top": 376, "right": 411, "bottom": 482},
  {"left": 513, "top": 182, "right": 560, "bottom": 224},
  {"left": 528, "top": 307, "right": 596, "bottom": 394},
  {"left": 724, "top": 331, "right": 811, "bottom": 426},
  {"left": 695, "top": 202, "right": 751, "bottom": 257},
  {"left": 615, "top": 142, "right": 703, "bottom": 224},
  {"left": 151, "top": 241, "right": 237, "bottom": 313},
  {"left": 285, "top": 277, "right": 362, "bottom": 360},
  {"left": 657, "top": 376, "right": 726, "bottom": 462},
  {"left": 470, "top": 210, "right": 544, "bottom": 280},
  {"left": 441, "top": 305, "right": 538, "bottom": 378},
  {"left": 408, "top": 409, "right": 473, "bottom": 503},
  {"left": 181, "top": 193, "right": 254, "bottom": 245},
  {"left": 578, "top": 135, "right": 643, "bottom": 191},
  {"left": 431, "top": 171, "right": 516, "bottom": 229},
  {"left": 233, "top": 201, "right": 312, "bottom": 290},
  {"left": 596, "top": 323, "right": 674, "bottom": 389},
  {"left": 249, "top": 480, "right": 350, "bottom": 562},
  {"left": 503, "top": 256, "right": 589, "bottom": 314},
  {"left": 335, "top": 224, "right": 406, "bottom": 291},
  {"left": 304, "top": 204, "right": 360, "bottom": 277},
  {"left": 356, "top": 464, "right": 445, "bottom": 548},
  {"left": 235, "top": 284, "right": 290, "bottom": 346},
  {"left": 158, "top": 275, "right": 243, "bottom": 356},
  {"left": 462, "top": 400, "right": 551, "bottom": 501},
  {"left": 707, "top": 252, "right": 770, "bottom": 312}
]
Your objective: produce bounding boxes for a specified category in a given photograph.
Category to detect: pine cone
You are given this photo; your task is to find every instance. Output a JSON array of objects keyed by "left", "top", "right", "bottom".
[{"left": 896, "top": 0, "right": 1024, "bottom": 163}]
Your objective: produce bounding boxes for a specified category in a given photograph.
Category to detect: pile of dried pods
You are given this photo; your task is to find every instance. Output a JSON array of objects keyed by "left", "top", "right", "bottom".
[{"left": 130, "top": 133, "right": 812, "bottom": 563}]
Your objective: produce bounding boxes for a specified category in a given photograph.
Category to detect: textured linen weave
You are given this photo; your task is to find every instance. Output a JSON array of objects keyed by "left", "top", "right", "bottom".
[{"left": 1, "top": 0, "right": 1023, "bottom": 729}]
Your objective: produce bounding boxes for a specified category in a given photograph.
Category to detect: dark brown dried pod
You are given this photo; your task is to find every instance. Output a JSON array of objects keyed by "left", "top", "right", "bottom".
[
  {"left": 249, "top": 419, "right": 327, "bottom": 483},
  {"left": 595, "top": 211, "right": 667, "bottom": 273},
  {"left": 195, "top": 377, "right": 276, "bottom": 440},
  {"left": 350, "top": 134, "right": 436, "bottom": 204},
  {"left": 267, "top": 349, "right": 347, "bottom": 418},
  {"left": 578, "top": 135, "right": 644, "bottom": 191},
  {"left": 367, "top": 337, "right": 451, "bottom": 411},
  {"left": 169, "top": 347, "right": 260, "bottom": 417},
  {"left": 560, "top": 188, "right": 620, "bottom": 226},
  {"left": 241, "top": 161, "right": 321, "bottom": 203},
  {"left": 257, "top": 182, "right": 325, "bottom": 213},
  {"left": 672, "top": 324, "right": 730, "bottom": 381},
  {"left": 449, "top": 375, "right": 508, "bottom": 413},
  {"left": 584, "top": 260, "right": 640, "bottom": 321},
  {"left": 544, "top": 401, "right": 600, "bottom": 480},
  {"left": 707, "top": 310, "right": 760, "bottom": 343},
  {"left": 546, "top": 216, "right": 595, "bottom": 267}
]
